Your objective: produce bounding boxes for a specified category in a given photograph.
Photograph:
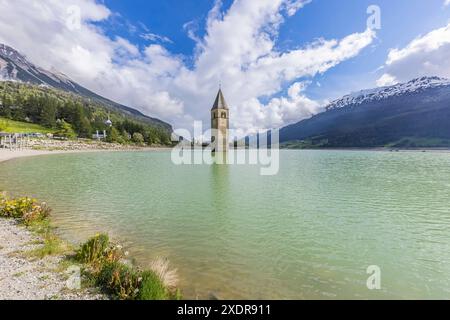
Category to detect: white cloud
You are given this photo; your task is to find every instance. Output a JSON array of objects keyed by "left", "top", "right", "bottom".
[
  {"left": 445, "top": 0, "right": 450, "bottom": 7},
  {"left": 233, "top": 81, "right": 322, "bottom": 136},
  {"left": 0, "top": 0, "right": 375, "bottom": 136},
  {"left": 284, "top": 0, "right": 312, "bottom": 17},
  {"left": 0, "top": 0, "right": 185, "bottom": 120},
  {"left": 173, "top": 0, "right": 374, "bottom": 133},
  {"left": 376, "top": 73, "right": 397, "bottom": 87},
  {"left": 114, "top": 37, "right": 140, "bottom": 58},
  {"left": 182, "top": 20, "right": 201, "bottom": 43},
  {"left": 377, "top": 22, "right": 450, "bottom": 85},
  {"left": 140, "top": 33, "right": 173, "bottom": 44}
]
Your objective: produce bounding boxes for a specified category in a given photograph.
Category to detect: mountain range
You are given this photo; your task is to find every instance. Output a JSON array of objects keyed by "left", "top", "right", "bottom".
[
  {"left": 2, "top": 44, "right": 449, "bottom": 148},
  {"left": 0, "top": 44, "right": 171, "bottom": 131},
  {"left": 279, "top": 76, "right": 450, "bottom": 148}
]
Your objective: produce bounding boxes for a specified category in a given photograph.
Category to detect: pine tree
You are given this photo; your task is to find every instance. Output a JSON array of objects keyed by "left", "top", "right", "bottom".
[{"left": 40, "top": 101, "right": 57, "bottom": 128}]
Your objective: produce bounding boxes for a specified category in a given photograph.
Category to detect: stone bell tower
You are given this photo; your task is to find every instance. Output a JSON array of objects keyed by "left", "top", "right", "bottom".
[{"left": 211, "top": 88, "right": 229, "bottom": 153}]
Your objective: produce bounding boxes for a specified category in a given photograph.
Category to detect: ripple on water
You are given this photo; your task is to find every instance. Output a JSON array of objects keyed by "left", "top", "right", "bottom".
[{"left": 0, "top": 150, "right": 449, "bottom": 299}]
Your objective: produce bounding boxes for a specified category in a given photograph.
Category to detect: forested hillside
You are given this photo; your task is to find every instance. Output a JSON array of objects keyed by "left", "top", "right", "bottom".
[{"left": 0, "top": 82, "right": 172, "bottom": 145}]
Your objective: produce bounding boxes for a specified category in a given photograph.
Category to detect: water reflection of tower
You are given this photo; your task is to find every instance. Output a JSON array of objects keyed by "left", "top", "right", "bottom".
[{"left": 210, "top": 164, "right": 230, "bottom": 213}]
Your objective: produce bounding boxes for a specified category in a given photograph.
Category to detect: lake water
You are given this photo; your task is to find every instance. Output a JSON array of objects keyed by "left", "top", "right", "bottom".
[{"left": 0, "top": 150, "right": 449, "bottom": 299}]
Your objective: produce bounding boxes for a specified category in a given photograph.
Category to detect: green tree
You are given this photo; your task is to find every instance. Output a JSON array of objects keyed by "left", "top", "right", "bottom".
[
  {"left": 132, "top": 132, "right": 145, "bottom": 144},
  {"left": 70, "top": 103, "right": 92, "bottom": 138},
  {"left": 121, "top": 130, "right": 131, "bottom": 141},
  {"left": 0, "top": 94, "right": 12, "bottom": 118},
  {"left": 40, "top": 102, "right": 57, "bottom": 128},
  {"left": 54, "top": 120, "right": 76, "bottom": 139},
  {"left": 77, "top": 116, "right": 92, "bottom": 138},
  {"left": 106, "top": 127, "right": 120, "bottom": 143}
]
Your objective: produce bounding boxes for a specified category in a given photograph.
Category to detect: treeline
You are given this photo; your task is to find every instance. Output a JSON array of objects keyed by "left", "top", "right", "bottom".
[{"left": 0, "top": 82, "right": 172, "bottom": 145}]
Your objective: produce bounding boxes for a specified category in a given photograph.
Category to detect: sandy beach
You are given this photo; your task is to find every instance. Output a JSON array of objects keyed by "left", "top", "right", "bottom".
[
  {"left": 0, "top": 149, "right": 82, "bottom": 164},
  {"left": 0, "top": 145, "right": 171, "bottom": 164}
]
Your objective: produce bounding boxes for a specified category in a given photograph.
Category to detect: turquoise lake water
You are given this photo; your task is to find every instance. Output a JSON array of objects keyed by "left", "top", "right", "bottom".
[{"left": 0, "top": 150, "right": 449, "bottom": 299}]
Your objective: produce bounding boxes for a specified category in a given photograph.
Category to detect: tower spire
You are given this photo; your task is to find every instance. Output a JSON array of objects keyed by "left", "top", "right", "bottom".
[{"left": 211, "top": 88, "right": 228, "bottom": 110}]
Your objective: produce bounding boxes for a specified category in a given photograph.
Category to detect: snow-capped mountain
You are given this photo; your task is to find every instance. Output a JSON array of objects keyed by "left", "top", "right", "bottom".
[
  {"left": 326, "top": 77, "right": 450, "bottom": 110},
  {"left": 0, "top": 43, "right": 170, "bottom": 129},
  {"left": 280, "top": 76, "right": 450, "bottom": 148},
  {"left": 0, "top": 43, "right": 76, "bottom": 89}
]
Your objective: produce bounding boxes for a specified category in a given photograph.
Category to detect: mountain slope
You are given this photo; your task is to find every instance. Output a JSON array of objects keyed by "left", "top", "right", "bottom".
[
  {"left": 0, "top": 44, "right": 171, "bottom": 131},
  {"left": 280, "top": 77, "right": 450, "bottom": 148}
]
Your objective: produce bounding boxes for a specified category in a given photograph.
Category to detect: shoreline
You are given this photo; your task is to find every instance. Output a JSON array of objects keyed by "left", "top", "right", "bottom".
[
  {"left": 0, "top": 145, "right": 174, "bottom": 300},
  {"left": 0, "top": 195, "right": 180, "bottom": 300},
  {"left": 2, "top": 144, "right": 449, "bottom": 166},
  {"left": 0, "top": 147, "right": 171, "bottom": 164},
  {"left": 0, "top": 217, "right": 105, "bottom": 300},
  {"left": 282, "top": 147, "right": 450, "bottom": 153},
  {"left": 0, "top": 149, "right": 98, "bottom": 164}
]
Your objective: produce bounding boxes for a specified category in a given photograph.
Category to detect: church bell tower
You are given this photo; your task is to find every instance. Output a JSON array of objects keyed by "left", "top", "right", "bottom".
[{"left": 211, "top": 88, "right": 229, "bottom": 153}]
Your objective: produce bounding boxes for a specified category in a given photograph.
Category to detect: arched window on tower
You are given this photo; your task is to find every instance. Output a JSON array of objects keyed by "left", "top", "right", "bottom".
[{"left": 221, "top": 112, "right": 227, "bottom": 118}]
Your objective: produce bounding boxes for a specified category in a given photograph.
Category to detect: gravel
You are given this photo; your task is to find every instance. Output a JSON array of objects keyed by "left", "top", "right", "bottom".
[{"left": 0, "top": 218, "right": 105, "bottom": 300}]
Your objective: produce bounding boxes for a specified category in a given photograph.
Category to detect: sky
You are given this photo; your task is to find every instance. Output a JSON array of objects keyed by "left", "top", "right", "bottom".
[{"left": 0, "top": 0, "right": 449, "bottom": 136}]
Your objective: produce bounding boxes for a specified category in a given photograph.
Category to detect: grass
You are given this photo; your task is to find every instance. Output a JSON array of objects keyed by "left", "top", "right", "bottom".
[
  {"left": 138, "top": 270, "right": 169, "bottom": 300},
  {"left": 0, "top": 193, "right": 182, "bottom": 300},
  {"left": 0, "top": 195, "right": 69, "bottom": 259},
  {"left": 281, "top": 137, "right": 450, "bottom": 149},
  {"left": 0, "top": 117, "right": 54, "bottom": 134},
  {"left": 280, "top": 138, "right": 329, "bottom": 149},
  {"left": 386, "top": 137, "right": 450, "bottom": 148},
  {"left": 148, "top": 258, "right": 179, "bottom": 290},
  {"left": 77, "top": 234, "right": 181, "bottom": 300},
  {"left": 23, "top": 214, "right": 70, "bottom": 259},
  {"left": 26, "top": 217, "right": 52, "bottom": 235},
  {"left": 27, "top": 233, "right": 69, "bottom": 259}
]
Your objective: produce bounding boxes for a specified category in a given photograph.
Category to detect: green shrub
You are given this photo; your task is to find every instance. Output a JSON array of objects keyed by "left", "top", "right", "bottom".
[
  {"left": 0, "top": 197, "right": 34, "bottom": 219},
  {"left": 54, "top": 120, "right": 76, "bottom": 139},
  {"left": 0, "top": 194, "right": 183, "bottom": 301},
  {"left": 22, "top": 202, "right": 51, "bottom": 225},
  {"left": 97, "top": 261, "right": 140, "bottom": 300},
  {"left": 103, "top": 244, "right": 125, "bottom": 264},
  {"left": 137, "top": 270, "right": 168, "bottom": 300},
  {"left": 132, "top": 132, "right": 145, "bottom": 144},
  {"left": 76, "top": 234, "right": 125, "bottom": 267},
  {"left": 0, "top": 196, "right": 50, "bottom": 223},
  {"left": 76, "top": 234, "right": 110, "bottom": 265}
]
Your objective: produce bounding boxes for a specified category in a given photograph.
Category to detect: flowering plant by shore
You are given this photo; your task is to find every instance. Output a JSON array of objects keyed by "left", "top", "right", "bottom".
[
  {"left": 0, "top": 195, "right": 50, "bottom": 224},
  {"left": 0, "top": 192, "right": 181, "bottom": 300}
]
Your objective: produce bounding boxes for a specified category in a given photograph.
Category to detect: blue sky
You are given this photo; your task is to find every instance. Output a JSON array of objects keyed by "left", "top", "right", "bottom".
[
  {"left": 1, "top": 0, "right": 450, "bottom": 135},
  {"left": 100, "top": 0, "right": 450, "bottom": 101}
]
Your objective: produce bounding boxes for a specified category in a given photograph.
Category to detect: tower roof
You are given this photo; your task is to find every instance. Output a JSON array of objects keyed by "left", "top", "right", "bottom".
[{"left": 211, "top": 89, "right": 228, "bottom": 110}]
